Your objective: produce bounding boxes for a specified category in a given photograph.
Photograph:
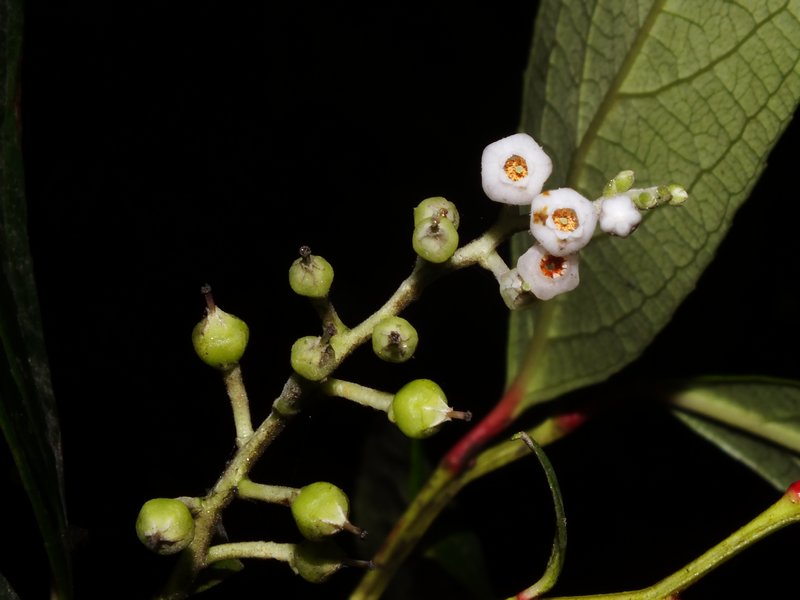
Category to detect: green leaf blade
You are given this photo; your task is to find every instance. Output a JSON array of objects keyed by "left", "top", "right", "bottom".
[
  {"left": 670, "top": 376, "right": 800, "bottom": 489},
  {"left": 0, "top": 0, "right": 71, "bottom": 596},
  {"left": 509, "top": 0, "right": 800, "bottom": 408}
]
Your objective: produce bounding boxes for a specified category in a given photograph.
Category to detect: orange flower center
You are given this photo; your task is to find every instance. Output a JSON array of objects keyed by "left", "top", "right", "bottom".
[
  {"left": 552, "top": 208, "right": 579, "bottom": 232},
  {"left": 503, "top": 155, "right": 528, "bottom": 181},
  {"left": 540, "top": 254, "right": 566, "bottom": 279}
]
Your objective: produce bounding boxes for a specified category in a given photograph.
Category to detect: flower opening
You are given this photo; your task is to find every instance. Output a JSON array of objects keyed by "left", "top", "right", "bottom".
[
  {"left": 517, "top": 244, "right": 580, "bottom": 301},
  {"left": 503, "top": 154, "right": 528, "bottom": 181},
  {"left": 481, "top": 133, "right": 552, "bottom": 205},
  {"left": 530, "top": 188, "right": 597, "bottom": 256}
]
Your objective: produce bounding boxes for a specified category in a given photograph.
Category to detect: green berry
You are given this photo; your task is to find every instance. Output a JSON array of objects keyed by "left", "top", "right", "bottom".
[
  {"left": 289, "top": 540, "right": 346, "bottom": 583},
  {"left": 412, "top": 217, "right": 458, "bottom": 263},
  {"left": 288, "top": 246, "right": 334, "bottom": 298},
  {"left": 389, "top": 379, "right": 470, "bottom": 439},
  {"left": 192, "top": 287, "right": 249, "bottom": 369},
  {"left": 413, "top": 196, "right": 460, "bottom": 230},
  {"left": 290, "top": 336, "right": 335, "bottom": 381},
  {"left": 136, "top": 498, "right": 195, "bottom": 555},
  {"left": 371, "top": 316, "right": 419, "bottom": 363},
  {"left": 291, "top": 482, "right": 362, "bottom": 541}
]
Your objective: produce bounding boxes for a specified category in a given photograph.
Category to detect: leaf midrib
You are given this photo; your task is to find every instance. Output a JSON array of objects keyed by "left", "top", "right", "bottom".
[{"left": 566, "top": 0, "right": 666, "bottom": 187}]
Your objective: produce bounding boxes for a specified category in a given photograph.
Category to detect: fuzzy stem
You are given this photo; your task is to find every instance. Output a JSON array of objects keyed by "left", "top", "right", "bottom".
[
  {"left": 320, "top": 378, "right": 394, "bottom": 413},
  {"left": 236, "top": 479, "right": 299, "bottom": 505},
  {"left": 310, "top": 296, "right": 348, "bottom": 335},
  {"left": 223, "top": 365, "right": 253, "bottom": 447},
  {"left": 206, "top": 541, "right": 295, "bottom": 565},
  {"left": 157, "top": 207, "right": 531, "bottom": 598},
  {"left": 479, "top": 249, "right": 512, "bottom": 280}
]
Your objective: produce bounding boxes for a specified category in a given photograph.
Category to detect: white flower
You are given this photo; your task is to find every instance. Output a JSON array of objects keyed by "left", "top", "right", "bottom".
[
  {"left": 481, "top": 133, "right": 552, "bottom": 205},
  {"left": 598, "top": 194, "right": 642, "bottom": 237},
  {"left": 530, "top": 188, "right": 598, "bottom": 256},
  {"left": 516, "top": 244, "right": 580, "bottom": 301}
]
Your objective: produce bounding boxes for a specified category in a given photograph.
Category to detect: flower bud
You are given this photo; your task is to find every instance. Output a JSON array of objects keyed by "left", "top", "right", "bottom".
[
  {"left": 413, "top": 197, "right": 460, "bottom": 230},
  {"left": 371, "top": 316, "right": 419, "bottom": 363},
  {"left": 288, "top": 246, "right": 334, "bottom": 298},
  {"left": 412, "top": 217, "right": 458, "bottom": 263},
  {"left": 290, "top": 335, "right": 335, "bottom": 381},
  {"left": 136, "top": 498, "right": 195, "bottom": 555},
  {"left": 389, "top": 379, "right": 470, "bottom": 439},
  {"left": 603, "top": 170, "right": 635, "bottom": 196},
  {"left": 289, "top": 540, "right": 347, "bottom": 583},
  {"left": 291, "top": 482, "right": 363, "bottom": 541},
  {"left": 667, "top": 184, "right": 688, "bottom": 206},
  {"left": 192, "top": 287, "right": 249, "bottom": 369},
  {"left": 598, "top": 194, "right": 642, "bottom": 237}
]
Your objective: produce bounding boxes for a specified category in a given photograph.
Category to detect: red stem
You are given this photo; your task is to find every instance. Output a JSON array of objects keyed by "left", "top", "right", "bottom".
[{"left": 443, "top": 381, "right": 525, "bottom": 474}]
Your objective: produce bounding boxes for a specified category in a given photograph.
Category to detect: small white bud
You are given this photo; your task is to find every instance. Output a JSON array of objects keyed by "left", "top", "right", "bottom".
[
  {"left": 481, "top": 133, "right": 552, "bottom": 205},
  {"left": 598, "top": 194, "right": 642, "bottom": 237}
]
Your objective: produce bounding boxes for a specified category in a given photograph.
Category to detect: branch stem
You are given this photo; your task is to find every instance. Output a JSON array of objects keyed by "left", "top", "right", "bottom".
[
  {"left": 320, "top": 378, "right": 394, "bottom": 413},
  {"left": 223, "top": 365, "right": 253, "bottom": 447}
]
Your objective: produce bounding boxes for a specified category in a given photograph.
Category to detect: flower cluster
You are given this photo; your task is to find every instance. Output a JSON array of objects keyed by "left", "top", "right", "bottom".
[{"left": 481, "top": 133, "right": 684, "bottom": 303}]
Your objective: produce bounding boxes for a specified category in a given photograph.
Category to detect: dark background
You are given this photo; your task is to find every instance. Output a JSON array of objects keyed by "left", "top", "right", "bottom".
[{"left": 5, "top": 2, "right": 799, "bottom": 599}]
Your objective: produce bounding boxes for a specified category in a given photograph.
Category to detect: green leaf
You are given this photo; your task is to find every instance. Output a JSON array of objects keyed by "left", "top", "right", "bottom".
[
  {"left": 508, "top": 0, "right": 800, "bottom": 409},
  {"left": 0, "top": 572, "right": 21, "bottom": 600},
  {"left": 506, "top": 432, "right": 567, "bottom": 600},
  {"left": 0, "top": 0, "right": 72, "bottom": 596},
  {"left": 670, "top": 376, "right": 800, "bottom": 489}
]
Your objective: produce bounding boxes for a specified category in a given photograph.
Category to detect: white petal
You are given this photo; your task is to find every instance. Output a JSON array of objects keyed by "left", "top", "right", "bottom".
[
  {"left": 481, "top": 133, "right": 552, "bottom": 205},
  {"left": 598, "top": 194, "right": 642, "bottom": 237},
  {"left": 516, "top": 244, "right": 580, "bottom": 301},
  {"left": 530, "top": 188, "right": 598, "bottom": 256}
]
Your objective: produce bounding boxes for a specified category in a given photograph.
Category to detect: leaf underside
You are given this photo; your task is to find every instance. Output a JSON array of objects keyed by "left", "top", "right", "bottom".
[
  {"left": 0, "top": 0, "right": 71, "bottom": 596},
  {"left": 508, "top": 0, "right": 800, "bottom": 409},
  {"left": 671, "top": 377, "right": 800, "bottom": 490}
]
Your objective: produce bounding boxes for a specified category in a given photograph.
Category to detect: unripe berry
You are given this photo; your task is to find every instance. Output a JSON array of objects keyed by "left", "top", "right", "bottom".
[
  {"left": 291, "top": 482, "right": 363, "bottom": 541},
  {"left": 371, "top": 316, "right": 419, "bottom": 363},
  {"left": 412, "top": 217, "right": 458, "bottom": 263},
  {"left": 289, "top": 540, "right": 346, "bottom": 583},
  {"left": 290, "top": 335, "right": 335, "bottom": 381},
  {"left": 288, "top": 246, "right": 334, "bottom": 298},
  {"left": 192, "top": 286, "right": 249, "bottom": 369},
  {"left": 389, "top": 379, "right": 470, "bottom": 439},
  {"left": 136, "top": 498, "right": 195, "bottom": 555},
  {"left": 413, "top": 197, "right": 460, "bottom": 230}
]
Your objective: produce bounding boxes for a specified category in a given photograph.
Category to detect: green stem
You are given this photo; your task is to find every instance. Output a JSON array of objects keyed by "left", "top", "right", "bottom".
[
  {"left": 236, "top": 479, "right": 299, "bottom": 505},
  {"left": 206, "top": 541, "right": 295, "bottom": 564},
  {"left": 507, "top": 432, "right": 567, "bottom": 600},
  {"left": 544, "top": 488, "right": 800, "bottom": 600},
  {"left": 350, "top": 413, "right": 584, "bottom": 600},
  {"left": 223, "top": 364, "right": 253, "bottom": 447},
  {"left": 479, "top": 248, "right": 512, "bottom": 279},
  {"left": 320, "top": 378, "right": 394, "bottom": 413},
  {"left": 157, "top": 207, "right": 531, "bottom": 598},
  {"left": 335, "top": 206, "right": 528, "bottom": 355}
]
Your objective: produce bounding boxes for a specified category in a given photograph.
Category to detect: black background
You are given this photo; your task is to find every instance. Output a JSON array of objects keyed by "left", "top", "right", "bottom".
[{"left": 5, "top": 2, "right": 799, "bottom": 599}]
